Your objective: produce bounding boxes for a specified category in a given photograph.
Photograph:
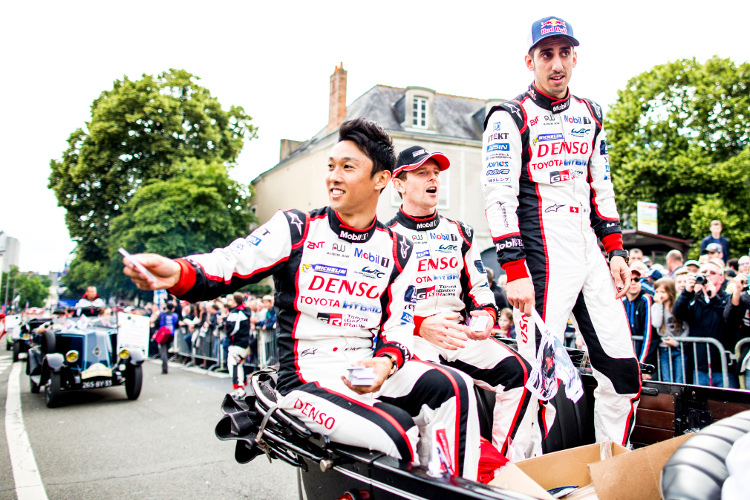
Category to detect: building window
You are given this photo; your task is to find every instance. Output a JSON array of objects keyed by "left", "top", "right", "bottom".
[{"left": 412, "top": 97, "right": 428, "bottom": 128}]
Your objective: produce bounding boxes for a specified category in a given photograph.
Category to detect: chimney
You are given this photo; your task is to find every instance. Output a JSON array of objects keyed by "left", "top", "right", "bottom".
[{"left": 326, "top": 63, "right": 347, "bottom": 134}]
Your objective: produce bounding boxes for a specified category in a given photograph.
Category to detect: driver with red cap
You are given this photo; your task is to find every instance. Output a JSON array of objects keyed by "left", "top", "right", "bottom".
[
  {"left": 388, "top": 145, "right": 532, "bottom": 462},
  {"left": 481, "top": 16, "right": 641, "bottom": 455}
]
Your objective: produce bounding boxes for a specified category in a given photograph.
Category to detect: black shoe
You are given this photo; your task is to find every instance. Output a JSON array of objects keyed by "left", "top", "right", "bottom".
[{"left": 162, "top": 370, "right": 168, "bottom": 374}]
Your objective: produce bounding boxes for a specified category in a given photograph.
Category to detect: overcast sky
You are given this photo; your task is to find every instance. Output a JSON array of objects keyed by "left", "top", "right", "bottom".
[{"left": 1, "top": 0, "right": 747, "bottom": 274}]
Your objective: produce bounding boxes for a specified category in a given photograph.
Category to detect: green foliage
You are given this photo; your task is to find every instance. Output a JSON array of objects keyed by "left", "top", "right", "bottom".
[
  {"left": 49, "top": 69, "right": 257, "bottom": 262},
  {"left": 607, "top": 56, "right": 750, "bottom": 254},
  {"left": 109, "top": 158, "right": 255, "bottom": 258},
  {"left": 1, "top": 267, "right": 51, "bottom": 309}
]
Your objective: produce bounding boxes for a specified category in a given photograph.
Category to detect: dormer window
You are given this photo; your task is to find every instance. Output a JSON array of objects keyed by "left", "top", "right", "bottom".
[{"left": 412, "top": 97, "right": 428, "bottom": 128}]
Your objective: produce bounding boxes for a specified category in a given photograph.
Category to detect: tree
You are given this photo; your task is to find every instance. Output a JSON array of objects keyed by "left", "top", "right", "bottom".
[
  {"left": 108, "top": 158, "right": 255, "bottom": 259},
  {"left": 1, "top": 267, "right": 50, "bottom": 309},
  {"left": 49, "top": 69, "right": 257, "bottom": 262},
  {"left": 606, "top": 57, "right": 750, "bottom": 252}
]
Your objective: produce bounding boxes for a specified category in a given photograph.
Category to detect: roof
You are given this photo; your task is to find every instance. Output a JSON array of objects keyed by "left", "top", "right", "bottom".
[{"left": 256, "top": 85, "right": 493, "bottom": 181}]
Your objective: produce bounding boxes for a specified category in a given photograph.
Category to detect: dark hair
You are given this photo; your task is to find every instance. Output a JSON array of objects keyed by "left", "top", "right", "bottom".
[
  {"left": 165, "top": 302, "right": 175, "bottom": 311},
  {"left": 338, "top": 117, "right": 395, "bottom": 177},
  {"left": 233, "top": 292, "right": 244, "bottom": 305},
  {"left": 727, "top": 258, "right": 739, "bottom": 272}
]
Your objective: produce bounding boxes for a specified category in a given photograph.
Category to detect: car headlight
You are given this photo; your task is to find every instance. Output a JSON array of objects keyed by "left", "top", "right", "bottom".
[
  {"left": 65, "top": 350, "right": 79, "bottom": 363},
  {"left": 118, "top": 349, "right": 130, "bottom": 360}
]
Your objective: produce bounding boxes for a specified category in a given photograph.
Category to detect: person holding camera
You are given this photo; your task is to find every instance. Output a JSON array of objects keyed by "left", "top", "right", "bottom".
[
  {"left": 673, "top": 259, "right": 736, "bottom": 387},
  {"left": 724, "top": 273, "right": 750, "bottom": 388}
]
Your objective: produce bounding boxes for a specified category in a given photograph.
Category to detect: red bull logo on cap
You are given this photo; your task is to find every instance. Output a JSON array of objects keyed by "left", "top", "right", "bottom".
[{"left": 540, "top": 18, "right": 568, "bottom": 35}]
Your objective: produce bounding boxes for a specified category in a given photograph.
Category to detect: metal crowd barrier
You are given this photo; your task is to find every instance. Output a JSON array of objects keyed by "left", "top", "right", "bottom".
[
  {"left": 172, "top": 325, "right": 279, "bottom": 371},
  {"left": 257, "top": 327, "right": 279, "bottom": 368},
  {"left": 632, "top": 335, "right": 731, "bottom": 388},
  {"left": 736, "top": 338, "right": 750, "bottom": 389}
]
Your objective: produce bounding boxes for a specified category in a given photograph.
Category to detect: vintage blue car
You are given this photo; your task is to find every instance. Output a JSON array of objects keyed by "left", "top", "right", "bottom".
[{"left": 26, "top": 315, "right": 145, "bottom": 408}]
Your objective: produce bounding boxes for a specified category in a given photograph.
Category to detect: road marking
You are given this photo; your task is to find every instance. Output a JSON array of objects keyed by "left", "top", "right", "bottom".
[
  {"left": 5, "top": 363, "right": 48, "bottom": 499},
  {"left": 147, "top": 359, "right": 230, "bottom": 378}
]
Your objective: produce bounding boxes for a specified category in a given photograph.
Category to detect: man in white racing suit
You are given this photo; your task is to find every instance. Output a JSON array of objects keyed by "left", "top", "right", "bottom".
[
  {"left": 481, "top": 16, "right": 641, "bottom": 449},
  {"left": 122, "top": 118, "right": 479, "bottom": 479},
  {"left": 388, "top": 146, "right": 532, "bottom": 461}
]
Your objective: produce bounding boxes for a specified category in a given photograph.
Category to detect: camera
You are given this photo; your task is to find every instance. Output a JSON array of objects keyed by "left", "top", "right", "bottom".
[{"left": 695, "top": 274, "right": 708, "bottom": 286}]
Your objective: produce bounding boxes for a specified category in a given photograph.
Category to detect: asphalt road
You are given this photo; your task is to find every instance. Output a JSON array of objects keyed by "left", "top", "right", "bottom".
[{"left": 0, "top": 352, "right": 298, "bottom": 500}]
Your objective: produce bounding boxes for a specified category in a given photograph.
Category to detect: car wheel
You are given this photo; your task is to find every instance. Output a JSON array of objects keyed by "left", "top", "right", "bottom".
[
  {"left": 12, "top": 341, "right": 20, "bottom": 362},
  {"left": 30, "top": 373, "right": 40, "bottom": 394},
  {"left": 45, "top": 372, "right": 62, "bottom": 408},
  {"left": 125, "top": 365, "right": 143, "bottom": 400}
]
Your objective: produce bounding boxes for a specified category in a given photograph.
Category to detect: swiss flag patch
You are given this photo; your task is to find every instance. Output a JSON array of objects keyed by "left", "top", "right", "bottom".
[{"left": 570, "top": 207, "right": 580, "bottom": 213}]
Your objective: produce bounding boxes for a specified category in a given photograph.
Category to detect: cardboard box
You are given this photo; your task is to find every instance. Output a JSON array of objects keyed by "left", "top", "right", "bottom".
[{"left": 489, "top": 434, "right": 692, "bottom": 500}]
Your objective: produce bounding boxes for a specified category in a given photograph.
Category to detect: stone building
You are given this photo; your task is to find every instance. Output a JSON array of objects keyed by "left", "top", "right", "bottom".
[{"left": 251, "top": 64, "right": 505, "bottom": 275}]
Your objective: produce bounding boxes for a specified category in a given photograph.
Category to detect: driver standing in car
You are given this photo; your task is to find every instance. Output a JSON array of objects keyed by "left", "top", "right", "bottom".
[
  {"left": 481, "top": 15, "right": 641, "bottom": 453},
  {"left": 75, "top": 286, "right": 106, "bottom": 316}
]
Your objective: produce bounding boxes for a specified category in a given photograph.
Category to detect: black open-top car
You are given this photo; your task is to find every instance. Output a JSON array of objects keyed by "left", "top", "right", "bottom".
[{"left": 26, "top": 314, "right": 145, "bottom": 408}]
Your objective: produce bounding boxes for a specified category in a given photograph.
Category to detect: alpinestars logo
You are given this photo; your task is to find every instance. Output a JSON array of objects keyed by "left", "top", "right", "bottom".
[
  {"left": 288, "top": 213, "right": 304, "bottom": 234},
  {"left": 400, "top": 238, "right": 410, "bottom": 259}
]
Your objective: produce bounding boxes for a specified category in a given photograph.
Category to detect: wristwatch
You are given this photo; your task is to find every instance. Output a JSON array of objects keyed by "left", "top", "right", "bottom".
[
  {"left": 608, "top": 249, "right": 629, "bottom": 265},
  {"left": 380, "top": 353, "right": 399, "bottom": 378}
]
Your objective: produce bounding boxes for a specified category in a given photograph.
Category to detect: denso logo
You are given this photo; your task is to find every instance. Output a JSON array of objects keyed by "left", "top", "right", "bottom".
[
  {"left": 495, "top": 238, "right": 523, "bottom": 251},
  {"left": 416, "top": 249, "right": 430, "bottom": 258},
  {"left": 307, "top": 241, "right": 324, "bottom": 249},
  {"left": 537, "top": 141, "right": 590, "bottom": 157},
  {"left": 309, "top": 276, "right": 380, "bottom": 299},
  {"left": 486, "top": 143, "right": 510, "bottom": 152},
  {"left": 570, "top": 128, "right": 590, "bottom": 137},
  {"left": 293, "top": 398, "right": 335, "bottom": 429},
  {"left": 549, "top": 170, "right": 574, "bottom": 184},
  {"left": 353, "top": 248, "right": 390, "bottom": 268},
  {"left": 562, "top": 115, "right": 591, "bottom": 125},
  {"left": 429, "top": 233, "right": 458, "bottom": 241},
  {"left": 486, "top": 168, "right": 510, "bottom": 176},
  {"left": 486, "top": 133, "right": 509, "bottom": 141},
  {"left": 418, "top": 257, "right": 459, "bottom": 272},
  {"left": 487, "top": 161, "right": 509, "bottom": 168}
]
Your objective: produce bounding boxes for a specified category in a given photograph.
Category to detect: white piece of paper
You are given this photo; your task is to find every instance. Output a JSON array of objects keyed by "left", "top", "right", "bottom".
[
  {"left": 524, "top": 309, "right": 584, "bottom": 403},
  {"left": 468, "top": 315, "right": 489, "bottom": 332},
  {"left": 116, "top": 312, "right": 150, "bottom": 356},
  {"left": 346, "top": 366, "right": 375, "bottom": 386}
]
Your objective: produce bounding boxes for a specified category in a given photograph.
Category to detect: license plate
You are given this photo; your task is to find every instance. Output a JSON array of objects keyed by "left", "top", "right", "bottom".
[{"left": 81, "top": 379, "right": 113, "bottom": 389}]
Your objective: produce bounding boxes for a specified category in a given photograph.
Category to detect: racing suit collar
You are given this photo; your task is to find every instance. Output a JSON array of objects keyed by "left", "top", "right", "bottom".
[
  {"left": 327, "top": 207, "right": 377, "bottom": 243},
  {"left": 393, "top": 207, "right": 440, "bottom": 231},
  {"left": 529, "top": 82, "right": 571, "bottom": 114}
]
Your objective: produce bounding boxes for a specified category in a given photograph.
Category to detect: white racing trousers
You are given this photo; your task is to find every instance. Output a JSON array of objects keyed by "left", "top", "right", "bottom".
[
  {"left": 278, "top": 359, "right": 480, "bottom": 480},
  {"left": 414, "top": 336, "right": 533, "bottom": 462},
  {"left": 228, "top": 345, "right": 248, "bottom": 389},
  {"left": 513, "top": 229, "right": 642, "bottom": 455}
]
